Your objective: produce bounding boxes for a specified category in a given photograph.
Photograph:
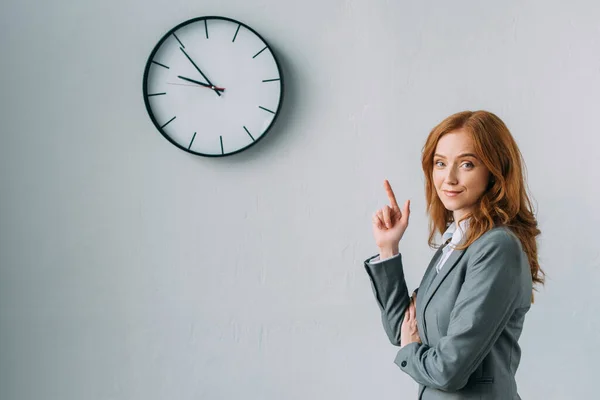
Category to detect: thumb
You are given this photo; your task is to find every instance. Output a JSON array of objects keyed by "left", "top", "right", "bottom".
[{"left": 403, "top": 199, "right": 411, "bottom": 223}]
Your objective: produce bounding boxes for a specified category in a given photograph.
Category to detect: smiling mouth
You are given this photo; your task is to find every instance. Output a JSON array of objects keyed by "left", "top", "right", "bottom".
[{"left": 444, "top": 191, "right": 463, "bottom": 197}]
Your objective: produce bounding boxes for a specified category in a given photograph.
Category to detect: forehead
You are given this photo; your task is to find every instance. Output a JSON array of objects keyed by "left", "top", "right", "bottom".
[{"left": 435, "top": 129, "right": 475, "bottom": 155}]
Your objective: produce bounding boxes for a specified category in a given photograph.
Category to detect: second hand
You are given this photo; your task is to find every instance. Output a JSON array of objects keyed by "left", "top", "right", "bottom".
[{"left": 168, "top": 82, "right": 226, "bottom": 91}]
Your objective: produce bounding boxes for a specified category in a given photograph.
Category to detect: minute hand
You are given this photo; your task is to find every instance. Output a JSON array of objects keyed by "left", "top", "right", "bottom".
[{"left": 179, "top": 47, "right": 221, "bottom": 97}]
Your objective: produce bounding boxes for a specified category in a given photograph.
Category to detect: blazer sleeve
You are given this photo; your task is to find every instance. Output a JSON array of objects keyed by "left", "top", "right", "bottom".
[
  {"left": 394, "top": 230, "right": 523, "bottom": 391},
  {"left": 364, "top": 253, "right": 414, "bottom": 346}
]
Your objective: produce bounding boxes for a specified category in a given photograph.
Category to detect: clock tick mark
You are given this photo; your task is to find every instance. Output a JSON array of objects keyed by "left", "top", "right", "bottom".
[
  {"left": 148, "top": 92, "right": 166, "bottom": 97},
  {"left": 220, "top": 136, "right": 224, "bottom": 154},
  {"left": 188, "top": 132, "right": 197, "bottom": 149},
  {"left": 152, "top": 61, "right": 169, "bottom": 69},
  {"left": 161, "top": 116, "right": 176, "bottom": 128},
  {"left": 259, "top": 106, "right": 275, "bottom": 114},
  {"left": 233, "top": 24, "right": 241, "bottom": 42},
  {"left": 262, "top": 78, "right": 280, "bottom": 83},
  {"left": 243, "top": 126, "right": 255, "bottom": 141},
  {"left": 252, "top": 46, "right": 267, "bottom": 59},
  {"left": 173, "top": 33, "right": 185, "bottom": 48},
  {"left": 205, "top": 20, "right": 209, "bottom": 39}
]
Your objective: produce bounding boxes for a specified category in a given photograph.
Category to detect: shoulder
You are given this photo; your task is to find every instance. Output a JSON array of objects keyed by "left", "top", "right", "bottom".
[{"left": 467, "top": 225, "right": 524, "bottom": 261}]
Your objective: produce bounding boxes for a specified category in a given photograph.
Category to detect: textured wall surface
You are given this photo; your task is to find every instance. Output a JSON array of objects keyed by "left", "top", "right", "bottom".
[{"left": 1, "top": 0, "right": 599, "bottom": 399}]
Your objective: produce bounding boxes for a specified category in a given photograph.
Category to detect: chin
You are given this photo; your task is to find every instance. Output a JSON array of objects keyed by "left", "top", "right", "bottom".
[
  {"left": 442, "top": 202, "right": 468, "bottom": 214},
  {"left": 440, "top": 200, "right": 459, "bottom": 210}
]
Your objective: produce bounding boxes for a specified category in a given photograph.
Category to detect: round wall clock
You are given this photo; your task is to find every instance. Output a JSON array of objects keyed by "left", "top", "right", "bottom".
[{"left": 142, "top": 16, "right": 284, "bottom": 157}]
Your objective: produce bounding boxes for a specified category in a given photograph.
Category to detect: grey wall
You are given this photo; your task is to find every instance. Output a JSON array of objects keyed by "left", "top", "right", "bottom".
[{"left": 1, "top": 0, "right": 599, "bottom": 399}]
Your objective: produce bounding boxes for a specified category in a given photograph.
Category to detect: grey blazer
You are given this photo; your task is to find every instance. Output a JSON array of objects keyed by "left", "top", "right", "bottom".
[{"left": 364, "top": 226, "right": 533, "bottom": 399}]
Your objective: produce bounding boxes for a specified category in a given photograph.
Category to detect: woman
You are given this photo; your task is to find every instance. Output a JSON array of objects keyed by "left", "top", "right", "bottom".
[{"left": 364, "top": 110, "right": 544, "bottom": 399}]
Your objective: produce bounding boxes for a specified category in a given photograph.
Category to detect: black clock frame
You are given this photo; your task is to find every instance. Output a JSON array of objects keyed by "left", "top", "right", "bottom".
[{"left": 142, "top": 16, "right": 284, "bottom": 157}]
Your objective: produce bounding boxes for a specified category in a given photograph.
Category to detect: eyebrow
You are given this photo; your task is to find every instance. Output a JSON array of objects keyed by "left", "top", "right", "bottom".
[{"left": 434, "top": 153, "right": 479, "bottom": 160}]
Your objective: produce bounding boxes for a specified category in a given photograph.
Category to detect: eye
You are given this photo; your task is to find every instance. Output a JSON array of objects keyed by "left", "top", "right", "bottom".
[
  {"left": 434, "top": 160, "right": 444, "bottom": 167},
  {"left": 462, "top": 162, "right": 474, "bottom": 169}
]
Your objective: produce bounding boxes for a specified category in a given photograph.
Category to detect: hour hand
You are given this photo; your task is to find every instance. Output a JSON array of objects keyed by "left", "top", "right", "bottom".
[{"left": 177, "top": 75, "right": 225, "bottom": 92}]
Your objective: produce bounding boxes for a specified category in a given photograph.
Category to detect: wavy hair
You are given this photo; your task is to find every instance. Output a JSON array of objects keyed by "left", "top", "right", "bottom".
[{"left": 421, "top": 110, "right": 544, "bottom": 303}]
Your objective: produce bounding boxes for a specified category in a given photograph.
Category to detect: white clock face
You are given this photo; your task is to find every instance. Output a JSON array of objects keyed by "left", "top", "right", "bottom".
[{"left": 143, "top": 17, "right": 283, "bottom": 157}]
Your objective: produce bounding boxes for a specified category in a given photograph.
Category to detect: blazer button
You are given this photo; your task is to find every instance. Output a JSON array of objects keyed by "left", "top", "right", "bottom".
[{"left": 401, "top": 361, "right": 407, "bottom": 367}]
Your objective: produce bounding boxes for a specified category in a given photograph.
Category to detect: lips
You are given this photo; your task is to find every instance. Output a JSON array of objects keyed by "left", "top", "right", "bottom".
[{"left": 444, "top": 190, "right": 462, "bottom": 197}]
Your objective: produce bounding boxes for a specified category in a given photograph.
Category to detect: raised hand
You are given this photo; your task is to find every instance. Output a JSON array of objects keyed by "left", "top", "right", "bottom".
[{"left": 371, "top": 179, "right": 410, "bottom": 251}]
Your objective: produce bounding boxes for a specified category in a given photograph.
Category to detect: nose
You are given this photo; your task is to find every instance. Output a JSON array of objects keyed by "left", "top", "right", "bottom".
[{"left": 444, "top": 165, "right": 459, "bottom": 185}]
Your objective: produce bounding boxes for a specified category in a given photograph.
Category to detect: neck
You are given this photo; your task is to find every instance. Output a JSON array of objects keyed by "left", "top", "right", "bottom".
[{"left": 453, "top": 211, "right": 471, "bottom": 223}]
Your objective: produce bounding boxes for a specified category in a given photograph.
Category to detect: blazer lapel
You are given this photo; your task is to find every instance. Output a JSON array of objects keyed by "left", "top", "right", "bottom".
[
  {"left": 416, "top": 240, "right": 451, "bottom": 319},
  {"left": 422, "top": 247, "right": 467, "bottom": 316},
  {"left": 417, "top": 249, "right": 442, "bottom": 308},
  {"left": 416, "top": 247, "right": 444, "bottom": 343}
]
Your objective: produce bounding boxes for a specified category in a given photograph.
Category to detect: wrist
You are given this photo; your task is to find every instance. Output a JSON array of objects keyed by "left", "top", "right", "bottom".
[{"left": 379, "top": 246, "right": 399, "bottom": 260}]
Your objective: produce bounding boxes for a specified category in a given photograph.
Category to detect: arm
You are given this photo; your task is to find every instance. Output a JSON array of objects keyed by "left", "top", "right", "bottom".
[
  {"left": 394, "top": 231, "right": 523, "bottom": 391},
  {"left": 364, "top": 253, "right": 414, "bottom": 346}
]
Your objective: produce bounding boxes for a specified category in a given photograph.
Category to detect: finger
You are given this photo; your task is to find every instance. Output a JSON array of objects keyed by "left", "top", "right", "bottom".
[
  {"left": 402, "top": 199, "right": 411, "bottom": 224},
  {"left": 372, "top": 212, "right": 383, "bottom": 229},
  {"left": 404, "top": 306, "right": 411, "bottom": 321},
  {"left": 376, "top": 210, "right": 385, "bottom": 228},
  {"left": 393, "top": 206, "right": 402, "bottom": 223},
  {"left": 409, "top": 300, "right": 416, "bottom": 320},
  {"left": 384, "top": 180, "right": 400, "bottom": 210},
  {"left": 382, "top": 206, "right": 392, "bottom": 228}
]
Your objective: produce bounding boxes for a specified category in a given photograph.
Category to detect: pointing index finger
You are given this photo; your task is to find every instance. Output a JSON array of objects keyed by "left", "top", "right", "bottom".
[{"left": 384, "top": 179, "right": 400, "bottom": 210}]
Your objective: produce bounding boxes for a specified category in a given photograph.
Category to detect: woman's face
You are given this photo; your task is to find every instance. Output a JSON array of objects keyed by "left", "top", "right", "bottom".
[{"left": 432, "top": 129, "right": 491, "bottom": 222}]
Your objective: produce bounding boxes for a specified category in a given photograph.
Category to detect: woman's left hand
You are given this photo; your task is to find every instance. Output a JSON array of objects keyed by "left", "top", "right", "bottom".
[{"left": 400, "top": 295, "right": 421, "bottom": 347}]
